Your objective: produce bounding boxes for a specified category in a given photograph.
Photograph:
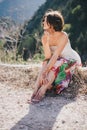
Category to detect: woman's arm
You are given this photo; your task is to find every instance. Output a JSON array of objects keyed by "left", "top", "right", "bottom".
[
  {"left": 41, "top": 32, "right": 51, "bottom": 60},
  {"left": 43, "top": 33, "right": 68, "bottom": 74}
]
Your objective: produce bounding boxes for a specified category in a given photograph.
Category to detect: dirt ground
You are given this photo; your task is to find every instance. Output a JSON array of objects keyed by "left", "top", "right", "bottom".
[{"left": 0, "top": 63, "right": 87, "bottom": 130}]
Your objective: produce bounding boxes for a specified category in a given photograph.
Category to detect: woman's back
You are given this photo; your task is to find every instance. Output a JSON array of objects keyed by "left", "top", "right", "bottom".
[{"left": 50, "top": 39, "right": 81, "bottom": 65}]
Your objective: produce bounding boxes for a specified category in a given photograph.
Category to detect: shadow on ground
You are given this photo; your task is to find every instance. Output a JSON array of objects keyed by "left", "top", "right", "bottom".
[{"left": 11, "top": 95, "right": 74, "bottom": 130}]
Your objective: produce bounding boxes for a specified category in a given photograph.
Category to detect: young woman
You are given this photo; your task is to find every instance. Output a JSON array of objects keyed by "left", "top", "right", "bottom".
[{"left": 29, "top": 10, "right": 82, "bottom": 103}]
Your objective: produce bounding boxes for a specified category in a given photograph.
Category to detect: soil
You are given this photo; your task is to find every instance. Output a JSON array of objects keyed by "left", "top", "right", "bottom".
[{"left": 0, "top": 63, "right": 87, "bottom": 130}]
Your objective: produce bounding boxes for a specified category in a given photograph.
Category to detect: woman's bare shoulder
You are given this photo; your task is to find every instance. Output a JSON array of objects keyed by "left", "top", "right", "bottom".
[
  {"left": 59, "top": 31, "right": 68, "bottom": 42},
  {"left": 55, "top": 31, "right": 68, "bottom": 46},
  {"left": 61, "top": 31, "right": 68, "bottom": 38}
]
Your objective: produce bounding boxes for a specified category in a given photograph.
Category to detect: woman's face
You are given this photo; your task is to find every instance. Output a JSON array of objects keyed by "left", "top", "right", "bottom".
[{"left": 43, "top": 17, "right": 50, "bottom": 30}]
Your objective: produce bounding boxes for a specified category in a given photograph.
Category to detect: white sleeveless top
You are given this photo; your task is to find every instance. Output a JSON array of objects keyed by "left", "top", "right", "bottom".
[{"left": 50, "top": 39, "right": 81, "bottom": 65}]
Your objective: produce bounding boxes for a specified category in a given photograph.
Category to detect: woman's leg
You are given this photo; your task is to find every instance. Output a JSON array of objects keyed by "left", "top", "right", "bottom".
[
  {"left": 31, "top": 63, "right": 47, "bottom": 99},
  {"left": 32, "top": 70, "right": 55, "bottom": 102}
]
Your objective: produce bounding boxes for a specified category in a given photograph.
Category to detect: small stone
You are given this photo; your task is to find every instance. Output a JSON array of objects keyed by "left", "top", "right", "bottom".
[
  {"left": 75, "top": 121, "right": 78, "bottom": 123},
  {"left": 56, "top": 126, "right": 59, "bottom": 128},
  {"left": 19, "top": 125, "right": 25, "bottom": 129},
  {"left": 62, "top": 120, "right": 65, "bottom": 124}
]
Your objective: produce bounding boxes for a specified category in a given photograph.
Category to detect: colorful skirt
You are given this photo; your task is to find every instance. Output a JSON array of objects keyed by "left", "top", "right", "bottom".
[{"left": 51, "top": 57, "right": 80, "bottom": 94}]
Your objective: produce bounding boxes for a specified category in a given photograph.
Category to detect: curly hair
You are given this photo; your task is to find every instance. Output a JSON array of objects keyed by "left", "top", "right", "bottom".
[{"left": 42, "top": 9, "right": 64, "bottom": 31}]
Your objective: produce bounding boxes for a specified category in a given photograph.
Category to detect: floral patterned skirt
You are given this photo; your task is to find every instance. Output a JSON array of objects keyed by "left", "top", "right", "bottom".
[{"left": 51, "top": 57, "right": 80, "bottom": 94}]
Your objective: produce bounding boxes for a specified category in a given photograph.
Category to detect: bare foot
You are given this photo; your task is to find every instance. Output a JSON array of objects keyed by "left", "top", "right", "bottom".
[{"left": 31, "top": 86, "right": 47, "bottom": 103}]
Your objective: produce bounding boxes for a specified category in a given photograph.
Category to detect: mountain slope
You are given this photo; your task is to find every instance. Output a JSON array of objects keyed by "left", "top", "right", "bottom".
[{"left": 0, "top": 0, "right": 46, "bottom": 23}]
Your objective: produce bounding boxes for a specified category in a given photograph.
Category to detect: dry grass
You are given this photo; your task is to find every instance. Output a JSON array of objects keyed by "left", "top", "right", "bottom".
[
  {"left": 0, "top": 65, "right": 38, "bottom": 89},
  {"left": 0, "top": 64, "right": 87, "bottom": 99}
]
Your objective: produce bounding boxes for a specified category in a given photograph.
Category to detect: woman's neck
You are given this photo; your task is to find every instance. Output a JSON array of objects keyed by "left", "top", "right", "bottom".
[
  {"left": 46, "top": 28, "right": 61, "bottom": 36},
  {"left": 44, "top": 30, "right": 58, "bottom": 36}
]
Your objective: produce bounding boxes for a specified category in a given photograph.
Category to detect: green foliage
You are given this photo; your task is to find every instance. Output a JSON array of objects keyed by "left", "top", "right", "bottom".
[
  {"left": 63, "top": 24, "right": 72, "bottom": 33},
  {"left": 22, "top": 35, "right": 36, "bottom": 50},
  {"left": 18, "top": 35, "right": 36, "bottom": 60},
  {"left": 33, "top": 53, "right": 44, "bottom": 62},
  {"left": 0, "top": 40, "right": 4, "bottom": 48},
  {"left": 72, "top": 5, "right": 81, "bottom": 14},
  {"left": 33, "top": 45, "right": 45, "bottom": 61},
  {"left": 67, "top": 1, "right": 87, "bottom": 60}
]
